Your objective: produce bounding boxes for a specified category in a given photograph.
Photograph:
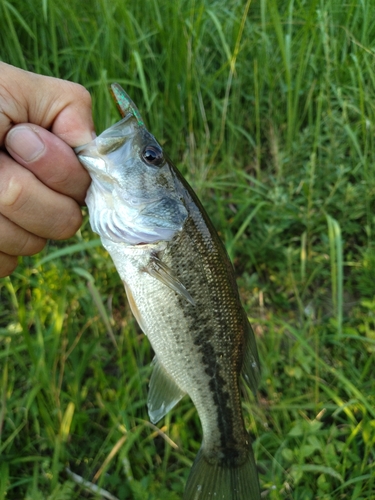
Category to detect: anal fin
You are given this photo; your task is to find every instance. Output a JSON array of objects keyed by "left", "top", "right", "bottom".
[{"left": 148, "top": 357, "right": 186, "bottom": 424}]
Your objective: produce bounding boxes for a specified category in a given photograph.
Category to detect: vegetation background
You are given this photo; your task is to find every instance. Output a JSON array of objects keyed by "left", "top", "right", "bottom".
[{"left": 1, "top": 0, "right": 375, "bottom": 498}]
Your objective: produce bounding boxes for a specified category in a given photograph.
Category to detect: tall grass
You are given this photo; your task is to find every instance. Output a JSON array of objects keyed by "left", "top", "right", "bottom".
[{"left": 1, "top": 0, "right": 375, "bottom": 498}]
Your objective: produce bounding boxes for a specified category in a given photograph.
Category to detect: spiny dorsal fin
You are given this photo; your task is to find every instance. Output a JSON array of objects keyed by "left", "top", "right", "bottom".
[
  {"left": 145, "top": 255, "right": 196, "bottom": 306},
  {"left": 148, "top": 357, "right": 186, "bottom": 424}
]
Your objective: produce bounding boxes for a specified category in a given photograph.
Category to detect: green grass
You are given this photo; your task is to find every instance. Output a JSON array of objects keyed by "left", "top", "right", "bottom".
[{"left": 1, "top": 0, "right": 375, "bottom": 498}]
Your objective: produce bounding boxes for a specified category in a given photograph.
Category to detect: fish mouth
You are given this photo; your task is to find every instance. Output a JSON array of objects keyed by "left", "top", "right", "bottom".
[
  {"left": 74, "top": 141, "right": 103, "bottom": 176},
  {"left": 74, "top": 119, "right": 129, "bottom": 159},
  {"left": 74, "top": 114, "right": 139, "bottom": 175},
  {"left": 76, "top": 152, "right": 107, "bottom": 176},
  {"left": 75, "top": 82, "right": 144, "bottom": 170},
  {"left": 74, "top": 81, "right": 144, "bottom": 156}
]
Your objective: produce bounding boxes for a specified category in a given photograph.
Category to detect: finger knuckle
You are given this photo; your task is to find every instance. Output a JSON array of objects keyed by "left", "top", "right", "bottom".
[
  {"left": 18, "top": 235, "right": 46, "bottom": 256},
  {"left": 65, "top": 82, "right": 91, "bottom": 107},
  {"left": 0, "top": 169, "right": 33, "bottom": 211},
  {"left": 0, "top": 254, "right": 18, "bottom": 277},
  {"left": 74, "top": 83, "right": 92, "bottom": 108},
  {"left": 54, "top": 205, "right": 83, "bottom": 240}
]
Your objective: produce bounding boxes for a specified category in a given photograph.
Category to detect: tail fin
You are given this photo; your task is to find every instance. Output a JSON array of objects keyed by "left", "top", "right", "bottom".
[{"left": 183, "top": 446, "right": 261, "bottom": 500}]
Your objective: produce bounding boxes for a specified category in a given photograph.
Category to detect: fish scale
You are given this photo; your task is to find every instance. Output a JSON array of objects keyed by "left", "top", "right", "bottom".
[{"left": 76, "top": 83, "right": 261, "bottom": 499}]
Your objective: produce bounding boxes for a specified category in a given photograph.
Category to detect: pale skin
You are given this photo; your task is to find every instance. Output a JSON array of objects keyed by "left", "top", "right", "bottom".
[{"left": 0, "top": 62, "right": 95, "bottom": 277}]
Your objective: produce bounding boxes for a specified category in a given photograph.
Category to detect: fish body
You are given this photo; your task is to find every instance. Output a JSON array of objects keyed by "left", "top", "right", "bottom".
[{"left": 76, "top": 84, "right": 261, "bottom": 499}]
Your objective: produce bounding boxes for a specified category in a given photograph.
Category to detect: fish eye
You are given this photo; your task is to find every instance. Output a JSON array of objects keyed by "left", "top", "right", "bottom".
[{"left": 142, "top": 145, "right": 164, "bottom": 167}]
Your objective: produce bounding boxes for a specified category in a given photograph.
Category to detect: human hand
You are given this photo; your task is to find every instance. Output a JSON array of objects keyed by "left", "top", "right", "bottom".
[{"left": 0, "top": 62, "right": 95, "bottom": 277}]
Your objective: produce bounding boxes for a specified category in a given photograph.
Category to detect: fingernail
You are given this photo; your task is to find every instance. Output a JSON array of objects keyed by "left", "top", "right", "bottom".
[{"left": 6, "top": 126, "right": 45, "bottom": 162}]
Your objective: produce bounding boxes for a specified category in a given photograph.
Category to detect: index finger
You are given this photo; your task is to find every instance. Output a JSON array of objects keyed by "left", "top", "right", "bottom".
[{"left": 0, "top": 62, "right": 95, "bottom": 147}]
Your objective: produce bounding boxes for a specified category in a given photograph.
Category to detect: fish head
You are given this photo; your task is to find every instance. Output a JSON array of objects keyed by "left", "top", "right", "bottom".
[{"left": 75, "top": 85, "right": 188, "bottom": 245}]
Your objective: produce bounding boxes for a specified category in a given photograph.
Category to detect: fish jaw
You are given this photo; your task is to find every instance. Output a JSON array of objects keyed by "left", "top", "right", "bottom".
[{"left": 75, "top": 114, "right": 138, "bottom": 177}]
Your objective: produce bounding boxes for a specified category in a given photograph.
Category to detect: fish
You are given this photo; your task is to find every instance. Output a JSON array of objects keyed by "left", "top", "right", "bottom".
[{"left": 75, "top": 83, "right": 261, "bottom": 499}]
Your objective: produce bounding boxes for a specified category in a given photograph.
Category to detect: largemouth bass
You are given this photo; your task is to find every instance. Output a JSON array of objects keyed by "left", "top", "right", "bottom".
[{"left": 76, "top": 84, "right": 261, "bottom": 499}]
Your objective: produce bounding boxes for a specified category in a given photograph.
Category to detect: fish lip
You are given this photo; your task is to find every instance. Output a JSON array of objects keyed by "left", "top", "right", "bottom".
[
  {"left": 76, "top": 152, "right": 94, "bottom": 170},
  {"left": 74, "top": 143, "right": 91, "bottom": 155},
  {"left": 76, "top": 151, "right": 108, "bottom": 177}
]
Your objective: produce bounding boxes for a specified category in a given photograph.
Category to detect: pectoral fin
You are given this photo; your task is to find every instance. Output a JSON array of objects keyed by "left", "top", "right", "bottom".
[
  {"left": 145, "top": 255, "right": 196, "bottom": 306},
  {"left": 241, "top": 313, "right": 261, "bottom": 395},
  {"left": 148, "top": 357, "right": 186, "bottom": 423}
]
